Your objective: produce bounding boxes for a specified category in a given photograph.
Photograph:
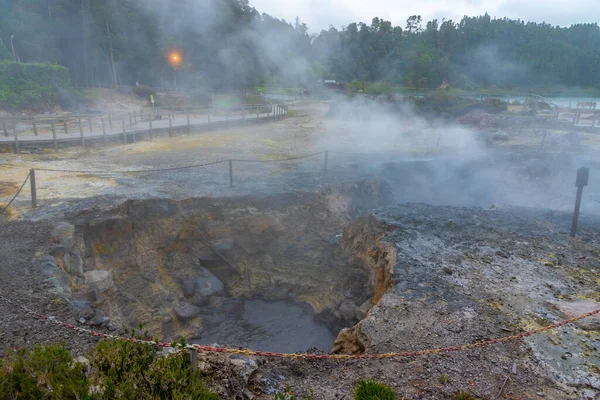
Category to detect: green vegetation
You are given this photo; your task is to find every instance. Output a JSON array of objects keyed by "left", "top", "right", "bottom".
[
  {"left": 354, "top": 378, "right": 396, "bottom": 400},
  {"left": 439, "top": 374, "right": 450, "bottom": 385},
  {"left": 451, "top": 392, "right": 481, "bottom": 400},
  {"left": 0, "top": 342, "right": 220, "bottom": 400},
  {"left": 2, "top": 1, "right": 599, "bottom": 92},
  {"left": 0, "top": 61, "right": 71, "bottom": 109},
  {"left": 0, "top": 345, "right": 89, "bottom": 399},
  {"left": 412, "top": 90, "right": 508, "bottom": 117}
]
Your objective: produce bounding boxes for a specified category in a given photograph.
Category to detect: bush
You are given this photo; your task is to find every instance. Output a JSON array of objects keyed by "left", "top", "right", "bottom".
[
  {"left": 0, "top": 341, "right": 220, "bottom": 400},
  {"left": 354, "top": 378, "right": 396, "bottom": 400},
  {"left": 0, "top": 344, "right": 89, "bottom": 399},
  {"left": 132, "top": 84, "right": 157, "bottom": 100},
  {"left": 92, "top": 340, "right": 219, "bottom": 400},
  {"left": 0, "top": 61, "right": 71, "bottom": 109}
]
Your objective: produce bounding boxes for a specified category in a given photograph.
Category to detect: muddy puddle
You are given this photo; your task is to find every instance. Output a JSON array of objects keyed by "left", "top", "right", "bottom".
[{"left": 193, "top": 298, "right": 335, "bottom": 353}]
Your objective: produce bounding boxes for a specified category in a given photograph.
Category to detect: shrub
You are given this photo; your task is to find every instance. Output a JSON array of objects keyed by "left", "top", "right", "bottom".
[
  {"left": 354, "top": 378, "right": 396, "bottom": 400},
  {"left": 0, "top": 344, "right": 89, "bottom": 399},
  {"left": 0, "top": 61, "right": 70, "bottom": 109},
  {"left": 132, "top": 84, "right": 157, "bottom": 100},
  {"left": 92, "top": 340, "right": 219, "bottom": 400}
]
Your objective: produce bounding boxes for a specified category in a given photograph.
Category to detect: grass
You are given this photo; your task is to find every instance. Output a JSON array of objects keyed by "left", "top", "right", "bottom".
[{"left": 354, "top": 378, "right": 396, "bottom": 400}]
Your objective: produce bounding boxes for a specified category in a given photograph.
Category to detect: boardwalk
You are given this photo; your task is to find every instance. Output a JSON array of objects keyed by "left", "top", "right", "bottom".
[{"left": 0, "top": 104, "right": 286, "bottom": 152}]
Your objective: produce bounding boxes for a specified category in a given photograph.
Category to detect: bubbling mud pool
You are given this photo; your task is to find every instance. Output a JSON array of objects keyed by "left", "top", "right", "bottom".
[{"left": 193, "top": 298, "right": 335, "bottom": 353}]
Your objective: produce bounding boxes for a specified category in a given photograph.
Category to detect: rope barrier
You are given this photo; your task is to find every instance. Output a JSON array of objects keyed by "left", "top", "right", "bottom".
[
  {"left": 1, "top": 294, "right": 598, "bottom": 360},
  {"left": 232, "top": 151, "right": 326, "bottom": 163},
  {"left": 1, "top": 173, "right": 30, "bottom": 215},
  {"left": 35, "top": 151, "right": 327, "bottom": 174}
]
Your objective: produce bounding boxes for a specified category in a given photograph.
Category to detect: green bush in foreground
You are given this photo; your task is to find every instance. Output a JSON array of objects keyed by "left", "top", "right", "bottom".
[
  {"left": 354, "top": 378, "right": 396, "bottom": 400},
  {"left": 0, "top": 344, "right": 89, "bottom": 399},
  {"left": 0, "top": 342, "right": 220, "bottom": 400}
]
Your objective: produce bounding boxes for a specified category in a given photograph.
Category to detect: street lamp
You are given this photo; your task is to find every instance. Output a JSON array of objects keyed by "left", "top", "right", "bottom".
[{"left": 168, "top": 51, "right": 182, "bottom": 89}]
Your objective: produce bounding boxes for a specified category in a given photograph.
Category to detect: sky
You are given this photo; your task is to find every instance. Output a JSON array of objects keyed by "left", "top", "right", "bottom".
[{"left": 250, "top": 0, "right": 600, "bottom": 32}]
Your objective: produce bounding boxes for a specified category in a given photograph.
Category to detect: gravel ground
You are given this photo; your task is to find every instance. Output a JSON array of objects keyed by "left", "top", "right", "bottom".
[{"left": 0, "top": 220, "right": 100, "bottom": 358}]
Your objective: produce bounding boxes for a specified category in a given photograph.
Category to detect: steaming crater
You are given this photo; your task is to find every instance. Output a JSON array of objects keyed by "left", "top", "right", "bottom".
[{"left": 64, "top": 181, "right": 394, "bottom": 351}]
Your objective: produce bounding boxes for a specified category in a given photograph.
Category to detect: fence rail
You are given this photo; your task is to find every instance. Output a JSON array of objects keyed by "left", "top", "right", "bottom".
[{"left": 0, "top": 100, "right": 296, "bottom": 152}]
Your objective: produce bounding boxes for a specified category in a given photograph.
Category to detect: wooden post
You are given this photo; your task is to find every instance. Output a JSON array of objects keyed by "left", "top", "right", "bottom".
[
  {"left": 323, "top": 150, "right": 328, "bottom": 171},
  {"left": 133, "top": 110, "right": 137, "bottom": 124},
  {"left": 32, "top": 117, "right": 38, "bottom": 136},
  {"left": 13, "top": 119, "right": 19, "bottom": 154},
  {"left": 62, "top": 119, "right": 68, "bottom": 134},
  {"left": 169, "top": 113, "right": 172, "bottom": 136},
  {"left": 573, "top": 111, "right": 578, "bottom": 125},
  {"left": 257, "top": 106, "right": 259, "bottom": 123},
  {"left": 108, "top": 114, "right": 113, "bottom": 129},
  {"left": 576, "top": 111, "right": 582, "bottom": 125},
  {"left": 571, "top": 167, "right": 589, "bottom": 237},
  {"left": 122, "top": 117, "right": 126, "bottom": 144},
  {"left": 30, "top": 169, "right": 37, "bottom": 209},
  {"left": 208, "top": 110, "right": 211, "bottom": 124},
  {"left": 101, "top": 118, "right": 107, "bottom": 145},
  {"left": 186, "top": 112, "right": 190, "bottom": 132},
  {"left": 51, "top": 119, "right": 57, "bottom": 150},
  {"left": 140, "top": 109, "right": 144, "bottom": 122},
  {"left": 229, "top": 160, "right": 233, "bottom": 187},
  {"left": 129, "top": 112, "right": 132, "bottom": 127},
  {"left": 149, "top": 120, "right": 153, "bottom": 138},
  {"left": 2, "top": 119, "right": 7, "bottom": 137},
  {"left": 79, "top": 118, "right": 85, "bottom": 147},
  {"left": 88, "top": 117, "right": 92, "bottom": 132}
]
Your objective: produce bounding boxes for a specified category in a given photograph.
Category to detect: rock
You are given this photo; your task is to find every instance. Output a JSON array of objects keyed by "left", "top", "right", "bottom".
[
  {"left": 84, "top": 270, "right": 114, "bottom": 292},
  {"left": 212, "top": 238, "right": 234, "bottom": 252},
  {"left": 229, "top": 355, "right": 258, "bottom": 384},
  {"left": 332, "top": 326, "right": 367, "bottom": 354},
  {"left": 40, "top": 256, "right": 59, "bottom": 275},
  {"left": 195, "top": 268, "right": 225, "bottom": 297},
  {"left": 74, "top": 356, "right": 91, "bottom": 373},
  {"left": 181, "top": 279, "right": 196, "bottom": 296},
  {"left": 51, "top": 222, "right": 75, "bottom": 249},
  {"left": 72, "top": 300, "right": 94, "bottom": 319},
  {"left": 442, "top": 266, "right": 454, "bottom": 275},
  {"left": 64, "top": 253, "right": 84, "bottom": 276},
  {"left": 339, "top": 300, "right": 356, "bottom": 322},
  {"left": 243, "top": 388, "right": 255, "bottom": 399},
  {"left": 552, "top": 300, "right": 600, "bottom": 331},
  {"left": 89, "top": 309, "right": 109, "bottom": 327},
  {"left": 173, "top": 302, "right": 201, "bottom": 320}
]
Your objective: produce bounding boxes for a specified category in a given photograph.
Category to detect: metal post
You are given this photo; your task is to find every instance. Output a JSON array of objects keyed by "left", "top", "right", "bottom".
[
  {"left": 30, "top": 169, "right": 37, "bottom": 209},
  {"left": 140, "top": 109, "right": 144, "bottom": 122},
  {"left": 88, "top": 117, "right": 92, "bottom": 132},
  {"left": 63, "top": 119, "right": 68, "bottom": 134},
  {"left": 13, "top": 119, "right": 19, "bottom": 154},
  {"left": 51, "top": 120, "right": 57, "bottom": 150},
  {"left": 134, "top": 110, "right": 137, "bottom": 124},
  {"left": 32, "top": 117, "right": 38, "bottom": 136},
  {"left": 187, "top": 112, "right": 190, "bottom": 132},
  {"left": 571, "top": 167, "right": 589, "bottom": 237},
  {"left": 122, "top": 117, "right": 126, "bottom": 144},
  {"left": 101, "top": 118, "right": 107, "bottom": 145},
  {"left": 169, "top": 113, "right": 172, "bottom": 136},
  {"left": 2, "top": 119, "right": 7, "bottom": 137},
  {"left": 129, "top": 112, "right": 132, "bottom": 127},
  {"left": 187, "top": 349, "right": 198, "bottom": 371},
  {"left": 323, "top": 150, "right": 328, "bottom": 171},
  {"left": 229, "top": 160, "right": 233, "bottom": 187},
  {"left": 208, "top": 110, "right": 211, "bottom": 124},
  {"left": 149, "top": 120, "right": 153, "bottom": 138},
  {"left": 108, "top": 114, "right": 113, "bottom": 129}
]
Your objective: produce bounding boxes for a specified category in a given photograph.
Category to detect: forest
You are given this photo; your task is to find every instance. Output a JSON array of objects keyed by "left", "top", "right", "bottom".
[{"left": 1, "top": 0, "right": 600, "bottom": 91}]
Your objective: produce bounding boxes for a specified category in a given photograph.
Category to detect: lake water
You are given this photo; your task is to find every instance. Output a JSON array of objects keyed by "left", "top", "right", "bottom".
[{"left": 192, "top": 298, "right": 335, "bottom": 353}]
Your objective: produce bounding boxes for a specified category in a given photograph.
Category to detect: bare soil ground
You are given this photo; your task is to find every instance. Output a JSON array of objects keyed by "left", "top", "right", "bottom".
[{"left": 1, "top": 102, "right": 600, "bottom": 399}]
